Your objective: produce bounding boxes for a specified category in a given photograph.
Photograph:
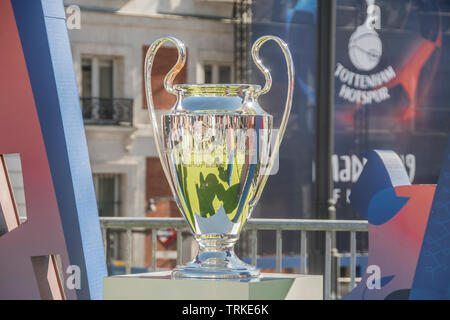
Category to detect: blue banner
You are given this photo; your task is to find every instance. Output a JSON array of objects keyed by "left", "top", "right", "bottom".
[{"left": 252, "top": 0, "right": 450, "bottom": 253}]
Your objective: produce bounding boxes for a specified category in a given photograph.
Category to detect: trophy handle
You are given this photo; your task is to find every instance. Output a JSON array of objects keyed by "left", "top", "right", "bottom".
[
  {"left": 144, "top": 37, "right": 187, "bottom": 202},
  {"left": 251, "top": 35, "right": 295, "bottom": 203}
]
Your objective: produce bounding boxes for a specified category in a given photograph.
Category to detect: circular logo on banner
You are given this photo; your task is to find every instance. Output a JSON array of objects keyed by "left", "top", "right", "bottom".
[
  {"left": 285, "top": 0, "right": 441, "bottom": 113},
  {"left": 348, "top": 25, "right": 382, "bottom": 71},
  {"left": 348, "top": 0, "right": 382, "bottom": 71}
]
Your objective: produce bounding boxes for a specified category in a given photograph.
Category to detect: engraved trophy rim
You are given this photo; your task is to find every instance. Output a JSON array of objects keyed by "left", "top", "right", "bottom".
[{"left": 173, "top": 83, "right": 262, "bottom": 97}]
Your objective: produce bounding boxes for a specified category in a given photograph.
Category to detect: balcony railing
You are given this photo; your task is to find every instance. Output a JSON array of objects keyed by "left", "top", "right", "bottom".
[
  {"left": 99, "top": 217, "right": 368, "bottom": 300},
  {"left": 81, "top": 97, "right": 133, "bottom": 126}
]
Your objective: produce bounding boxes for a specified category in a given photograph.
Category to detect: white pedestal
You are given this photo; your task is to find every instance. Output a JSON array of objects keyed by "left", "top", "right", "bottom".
[{"left": 103, "top": 271, "right": 323, "bottom": 300}]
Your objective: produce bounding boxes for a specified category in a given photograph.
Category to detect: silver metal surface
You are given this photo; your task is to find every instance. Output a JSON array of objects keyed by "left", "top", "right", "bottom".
[
  {"left": 144, "top": 37, "right": 186, "bottom": 205},
  {"left": 250, "top": 36, "right": 295, "bottom": 203},
  {"left": 143, "top": 35, "right": 295, "bottom": 280},
  {"left": 162, "top": 113, "right": 272, "bottom": 237}
]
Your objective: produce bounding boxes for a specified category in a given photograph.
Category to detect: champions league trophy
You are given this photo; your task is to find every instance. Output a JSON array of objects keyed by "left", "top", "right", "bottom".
[{"left": 144, "top": 36, "right": 294, "bottom": 279}]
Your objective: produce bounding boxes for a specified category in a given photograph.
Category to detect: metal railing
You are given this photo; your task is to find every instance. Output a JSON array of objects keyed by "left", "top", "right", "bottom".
[
  {"left": 81, "top": 97, "right": 133, "bottom": 126},
  {"left": 99, "top": 217, "right": 368, "bottom": 300}
]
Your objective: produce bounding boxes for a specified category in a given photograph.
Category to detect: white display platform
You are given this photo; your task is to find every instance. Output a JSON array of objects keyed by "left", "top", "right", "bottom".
[{"left": 103, "top": 271, "right": 323, "bottom": 300}]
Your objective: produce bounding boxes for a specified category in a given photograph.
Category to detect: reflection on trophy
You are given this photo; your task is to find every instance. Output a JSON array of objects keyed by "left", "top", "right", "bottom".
[{"left": 144, "top": 35, "right": 294, "bottom": 279}]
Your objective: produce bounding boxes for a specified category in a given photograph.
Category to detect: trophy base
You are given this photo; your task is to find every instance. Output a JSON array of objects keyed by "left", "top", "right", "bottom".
[{"left": 171, "top": 234, "right": 260, "bottom": 280}]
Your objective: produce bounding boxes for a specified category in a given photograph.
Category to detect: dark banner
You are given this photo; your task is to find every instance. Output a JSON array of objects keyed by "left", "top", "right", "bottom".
[{"left": 251, "top": 0, "right": 450, "bottom": 252}]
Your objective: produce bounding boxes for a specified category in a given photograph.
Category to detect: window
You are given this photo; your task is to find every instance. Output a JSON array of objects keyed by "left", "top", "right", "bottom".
[
  {"left": 81, "top": 57, "right": 118, "bottom": 122},
  {"left": 99, "top": 59, "right": 113, "bottom": 99},
  {"left": 204, "top": 64, "right": 213, "bottom": 83},
  {"left": 93, "top": 173, "right": 122, "bottom": 262},
  {"left": 202, "top": 63, "right": 233, "bottom": 84},
  {"left": 81, "top": 57, "right": 114, "bottom": 99},
  {"left": 93, "top": 173, "right": 122, "bottom": 217},
  {"left": 82, "top": 58, "right": 92, "bottom": 98}
]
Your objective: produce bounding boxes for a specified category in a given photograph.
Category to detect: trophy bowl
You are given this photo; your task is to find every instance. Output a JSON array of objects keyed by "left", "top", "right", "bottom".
[{"left": 144, "top": 36, "right": 294, "bottom": 279}]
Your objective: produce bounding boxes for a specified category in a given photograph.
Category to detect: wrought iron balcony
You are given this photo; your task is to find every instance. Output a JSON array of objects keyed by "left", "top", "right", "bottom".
[{"left": 81, "top": 97, "right": 133, "bottom": 126}]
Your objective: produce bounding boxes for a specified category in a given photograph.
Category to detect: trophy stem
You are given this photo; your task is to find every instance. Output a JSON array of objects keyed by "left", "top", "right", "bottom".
[{"left": 171, "top": 234, "right": 260, "bottom": 280}]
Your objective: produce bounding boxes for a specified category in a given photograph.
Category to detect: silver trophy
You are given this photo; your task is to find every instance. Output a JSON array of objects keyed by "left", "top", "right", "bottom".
[{"left": 144, "top": 36, "right": 294, "bottom": 279}]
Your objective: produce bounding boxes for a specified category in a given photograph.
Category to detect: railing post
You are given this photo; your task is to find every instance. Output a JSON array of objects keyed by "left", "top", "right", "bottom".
[
  {"left": 176, "top": 229, "right": 183, "bottom": 266},
  {"left": 92, "top": 98, "right": 100, "bottom": 121},
  {"left": 251, "top": 230, "right": 257, "bottom": 267},
  {"left": 350, "top": 231, "right": 357, "bottom": 290},
  {"left": 152, "top": 229, "right": 157, "bottom": 272},
  {"left": 325, "top": 231, "right": 332, "bottom": 300},
  {"left": 300, "top": 230, "right": 307, "bottom": 274},
  {"left": 105, "top": 228, "right": 111, "bottom": 275},
  {"left": 125, "top": 228, "right": 132, "bottom": 274},
  {"left": 101, "top": 223, "right": 107, "bottom": 257},
  {"left": 276, "top": 230, "right": 282, "bottom": 273}
]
